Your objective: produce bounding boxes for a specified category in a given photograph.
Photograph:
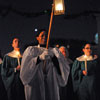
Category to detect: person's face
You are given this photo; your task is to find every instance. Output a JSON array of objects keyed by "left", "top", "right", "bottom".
[
  {"left": 59, "top": 47, "right": 67, "bottom": 58},
  {"left": 12, "top": 38, "right": 19, "bottom": 49},
  {"left": 36, "top": 31, "right": 46, "bottom": 45},
  {"left": 83, "top": 44, "right": 92, "bottom": 56}
]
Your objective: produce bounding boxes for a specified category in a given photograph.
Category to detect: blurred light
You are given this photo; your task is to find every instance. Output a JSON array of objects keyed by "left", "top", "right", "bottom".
[
  {"left": 94, "top": 33, "right": 98, "bottom": 44},
  {"left": 53, "top": 0, "right": 65, "bottom": 15},
  {"left": 67, "top": 45, "right": 70, "bottom": 48},
  {"left": 35, "top": 28, "right": 38, "bottom": 32},
  {"left": 44, "top": 10, "right": 47, "bottom": 13},
  {"left": 55, "top": 4, "right": 63, "bottom": 11}
]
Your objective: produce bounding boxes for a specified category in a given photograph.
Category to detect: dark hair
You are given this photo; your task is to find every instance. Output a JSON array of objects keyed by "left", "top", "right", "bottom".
[
  {"left": 12, "top": 37, "right": 19, "bottom": 43},
  {"left": 36, "top": 29, "right": 47, "bottom": 37},
  {"left": 82, "top": 42, "right": 91, "bottom": 49}
]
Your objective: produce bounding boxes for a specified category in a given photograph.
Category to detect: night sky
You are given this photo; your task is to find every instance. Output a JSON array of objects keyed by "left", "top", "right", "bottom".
[{"left": 0, "top": 0, "right": 100, "bottom": 56}]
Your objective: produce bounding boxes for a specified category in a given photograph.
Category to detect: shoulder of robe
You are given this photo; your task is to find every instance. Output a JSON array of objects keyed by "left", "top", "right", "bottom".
[
  {"left": 6, "top": 50, "right": 22, "bottom": 58},
  {"left": 76, "top": 55, "right": 97, "bottom": 61},
  {"left": 25, "top": 46, "right": 38, "bottom": 52},
  {"left": 24, "top": 46, "right": 44, "bottom": 56},
  {"left": 76, "top": 55, "right": 85, "bottom": 61}
]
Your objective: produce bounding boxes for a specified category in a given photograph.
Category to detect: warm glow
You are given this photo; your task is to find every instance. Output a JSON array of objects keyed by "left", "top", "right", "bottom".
[
  {"left": 84, "top": 55, "right": 87, "bottom": 59},
  {"left": 16, "top": 51, "right": 20, "bottom": 57},
  {"left": 53, "top": 0, "right": 65, "bottom": 15},
  {"left": 55, "top": 3, "right": 63, "bottom": 11}
]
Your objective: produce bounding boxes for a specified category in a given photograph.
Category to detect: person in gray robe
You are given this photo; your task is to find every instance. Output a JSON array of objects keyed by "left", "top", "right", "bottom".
[
  {"left": 1, "top": 38, "right": 25, "bottom": 100},
  {"left": 20, "top": 30, "right": 70, "bottom": 100}
]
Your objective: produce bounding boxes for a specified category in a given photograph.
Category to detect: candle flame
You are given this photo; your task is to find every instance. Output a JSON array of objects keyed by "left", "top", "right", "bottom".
[
  {"left": 16, "top": 51, "right": 20, "bottom": 57},
  {"left": 84, "top": 55, "right": 87, "bottom": 58}
]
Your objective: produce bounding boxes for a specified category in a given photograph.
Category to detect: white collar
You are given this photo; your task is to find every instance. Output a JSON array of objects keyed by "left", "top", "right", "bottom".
[
  {"left": 7, "top": 50, "right": 22, "bottom": 58},
  {"left": 38, "top": 44, "right": 40, "bottom": 48},
  {"left": 76, "top": 55, "right": 97, "bottom": 61}
]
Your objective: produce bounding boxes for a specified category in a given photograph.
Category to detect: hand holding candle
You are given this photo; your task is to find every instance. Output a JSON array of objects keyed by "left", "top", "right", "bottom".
[{"left": 83, "top": 55, "right": 87, "bottom": 75}]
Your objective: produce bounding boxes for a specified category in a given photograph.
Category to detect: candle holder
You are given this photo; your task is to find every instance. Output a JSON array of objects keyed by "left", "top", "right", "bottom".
[{"left": 84, "top": 55, "right": 87, "bottom": 75}]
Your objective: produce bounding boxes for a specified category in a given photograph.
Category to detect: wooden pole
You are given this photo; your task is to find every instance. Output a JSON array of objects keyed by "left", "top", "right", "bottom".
[
  {"left": 43, "top": 5, "right": 54, "bottom": 73},
  {"left": 46, "top": 4, "right": 54, "bottom": 49}
]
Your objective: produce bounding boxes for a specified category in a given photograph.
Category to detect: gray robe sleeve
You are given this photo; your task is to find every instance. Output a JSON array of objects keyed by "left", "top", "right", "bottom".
[
  {"left": 20, "top": 46, "right": 39, "bottom": 85},
  {"left": 52, "top": 48, "right": 70, "bottom": 87}
]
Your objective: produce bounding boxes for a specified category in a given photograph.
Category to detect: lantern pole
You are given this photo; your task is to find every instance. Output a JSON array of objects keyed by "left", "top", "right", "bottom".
[
  {"left": 44, "top": 0, "right": 65, "bottom": 73},
  {"left": 43, "top": 4, "right": 54, "bottom": 73},
  {"left": 46, "top": 0, "right": 65, "bottom": 48},
  {"left": 46, "top": 4, "right": 54, "bottom": 49}
]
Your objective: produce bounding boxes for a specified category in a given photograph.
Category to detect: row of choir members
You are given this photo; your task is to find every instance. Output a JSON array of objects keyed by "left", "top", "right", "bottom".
[
  {"left": 57, "top": 43, "right": 100, "bottom": 100},
  {"left": 0, "top": 30, "right": 70, "bottom": 100},
  {"left": 0, "top": 31, "right": 100, "bottom": 100}
]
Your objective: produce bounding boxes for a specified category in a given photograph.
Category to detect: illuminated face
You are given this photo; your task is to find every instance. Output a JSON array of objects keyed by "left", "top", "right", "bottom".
[
  {"left": 83, "top": 44, "right": 92, "bottom": 56},
  {"left": 12, "top": 38, "right": 19, "bottom": 49},
  {"left": 59, "top": 47, "right": 67, "bottom": 58},
  {"left": 36, "top": 31, "right": 46, "bottom": 45}
]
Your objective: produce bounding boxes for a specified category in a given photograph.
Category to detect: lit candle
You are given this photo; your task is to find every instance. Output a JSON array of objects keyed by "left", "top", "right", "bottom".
[
  {"left": 16, "top": 51, "right": 20, "bottom": 66},
  {"left": 84, "top": 55, "right": 87, "bottom": 75}
]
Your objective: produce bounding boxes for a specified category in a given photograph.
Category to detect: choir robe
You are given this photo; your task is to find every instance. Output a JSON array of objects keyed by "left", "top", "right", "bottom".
[
  {"left": 1, "top": 50, "right": 25, "bottom": 100},
  {"left": 0, "top": 59, "right": 8, "bottom": 100},
  {"left": 20, "top": 46, "right": 70, "bottom": 100},
  {"left": 71, "top": 55, "right": 98, "bottom": 100},
  {"left": 59, "top": 60, "right": 74, "bottom": 100}
]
